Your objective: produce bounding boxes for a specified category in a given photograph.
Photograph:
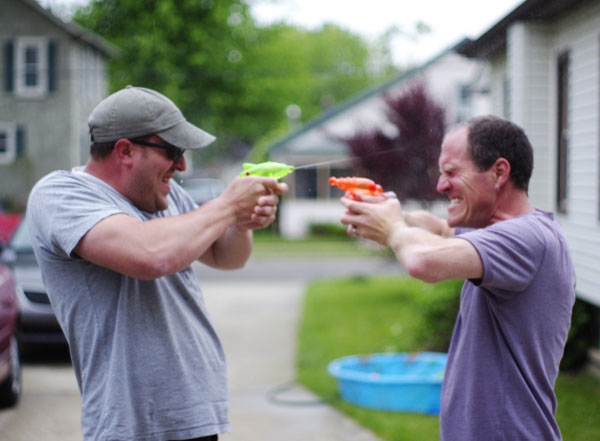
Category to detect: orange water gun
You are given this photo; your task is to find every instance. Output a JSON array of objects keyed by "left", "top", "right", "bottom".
[{"left": 329, "top": 176, "right": 383, "bottom": 200}]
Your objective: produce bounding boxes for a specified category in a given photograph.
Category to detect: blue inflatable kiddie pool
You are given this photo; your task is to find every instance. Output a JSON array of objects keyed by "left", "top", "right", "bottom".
[{"left": 328, "top": 352, "right": 447, "bottom": 415}]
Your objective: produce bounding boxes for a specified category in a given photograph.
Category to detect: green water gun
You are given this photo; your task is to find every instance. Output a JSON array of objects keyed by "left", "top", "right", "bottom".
[{"left": 240, "top": 161, "right": 295, "bottom": 179}]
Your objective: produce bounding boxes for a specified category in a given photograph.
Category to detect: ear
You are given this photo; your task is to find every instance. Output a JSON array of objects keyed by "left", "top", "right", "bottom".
[
  {"left": 493, "top": 157, "right": 511, "bottom": 189},
  {"left": 113, "top": 138, "right": 135, "bottom": 165}
]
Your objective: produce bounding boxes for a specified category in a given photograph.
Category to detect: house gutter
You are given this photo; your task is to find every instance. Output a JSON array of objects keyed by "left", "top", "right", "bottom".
[{"left": 457, "top": 0, "right": 588, "bottom": 59}]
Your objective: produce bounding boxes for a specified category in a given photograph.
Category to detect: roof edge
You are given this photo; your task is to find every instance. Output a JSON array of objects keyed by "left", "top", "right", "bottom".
[
  {"left": 268, "top": 38, "right": 472, "bottom": 154},
  {"left": 457, "top": 0, "right": 588, "bottom": 58},
  {"left": 23, "top": 0, "right": 120, "bottom": 57}
]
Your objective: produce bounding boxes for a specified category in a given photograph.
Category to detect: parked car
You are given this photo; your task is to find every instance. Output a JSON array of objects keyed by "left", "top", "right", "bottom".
[
  {"left": 0, "top": 257, "right": 21, "bottom": 408},
  {"left": 1, "top": 218, "right": 66, "bottom": 347},
  {"left": 0, "top": 213, "right": 22, "bottom": 243}
]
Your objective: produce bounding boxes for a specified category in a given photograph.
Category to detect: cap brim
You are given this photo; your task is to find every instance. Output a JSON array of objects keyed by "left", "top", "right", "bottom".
[{"left": 157, "top": 120, "right": 216, "bottom": 150}]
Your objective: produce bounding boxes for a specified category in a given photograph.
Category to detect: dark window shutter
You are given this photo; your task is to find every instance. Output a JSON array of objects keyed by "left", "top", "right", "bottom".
[
  {"left": 48, "top": 40, "right": 57, "bottom": 92},
  {"left": 4, "top": 41, "right": 14, "bottom": 92},
  {"left": 16, "top": 126, "right": 25, "bottom": 158}
]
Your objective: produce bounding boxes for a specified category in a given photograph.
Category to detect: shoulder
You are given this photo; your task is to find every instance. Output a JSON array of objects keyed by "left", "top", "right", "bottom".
[
  {"left": 491, "top": 209, "right": 561, "bottom": 248},
  {"left": 31, "top": 169, "right": 102, "bottom": 196},
  {"left": 457, "top": 211, "right": 551, "bottom": 270},
  {"left": 30, "top": 169, "right": 73, "bottom": 192},
  {"left": 458, "top": 211, "right": 554, "bottom": 293},
  {"left": 28, "top": 169, "right": 128, "bottom": 257},
  {"left": 29, "top": 169, "right": 112, "bottom": 210},
  {"left": 28, "top": 168, "right": 128, "bottom": 226},
  {"left": 29, "top": 170, "right": 75, "bottom": 209},
  {"left": 463, "top": 210, "right": 548, "bottom": 243}
]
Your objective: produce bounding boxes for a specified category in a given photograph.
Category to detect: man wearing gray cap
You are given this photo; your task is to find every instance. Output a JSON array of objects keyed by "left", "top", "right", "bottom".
[{"left": 26, "top": 86, "right": 287, "bottom": 441}]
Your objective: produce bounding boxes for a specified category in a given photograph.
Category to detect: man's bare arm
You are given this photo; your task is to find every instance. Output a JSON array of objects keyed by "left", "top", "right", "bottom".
[
  {"left": 403, "top": 210, "right": 455, "bottom": 237},
  {"left": 387, "top": 224, "right": 482, "bottom": 283},
  {"left": 75, "top": 177, "right": 285, "bottom": 279},
  {"left": 340, "top": 196, "right": 481, "bottom": 284}
]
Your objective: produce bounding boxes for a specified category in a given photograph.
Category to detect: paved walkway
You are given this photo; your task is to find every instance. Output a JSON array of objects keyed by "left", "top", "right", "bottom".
[
  {"left": 1, "top": 255, "right": 393, "bottom": 439},
  {"left": 202, "top": 279, "right": 382, "bottom": 441}
]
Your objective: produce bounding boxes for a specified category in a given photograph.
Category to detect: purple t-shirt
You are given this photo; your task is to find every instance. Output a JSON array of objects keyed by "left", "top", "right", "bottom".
[{"left": 440, "top": 209, "right": 575, "bottom": 441}]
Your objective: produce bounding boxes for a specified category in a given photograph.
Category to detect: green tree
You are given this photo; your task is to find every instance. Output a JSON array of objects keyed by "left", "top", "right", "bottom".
[
  {"left": 244, "top": 22, "right": 396, "bottom": 161},
  {"left": 73, "top": 0, "right": 395, "bottom": 162},
  {"left": 74, "top": 0, "right": 254, "bottom": 157}
]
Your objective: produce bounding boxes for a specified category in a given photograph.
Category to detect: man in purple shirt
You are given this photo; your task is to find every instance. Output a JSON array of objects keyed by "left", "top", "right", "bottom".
[{"left": 339, "top": 116, "right": 575, "bottom": 441}]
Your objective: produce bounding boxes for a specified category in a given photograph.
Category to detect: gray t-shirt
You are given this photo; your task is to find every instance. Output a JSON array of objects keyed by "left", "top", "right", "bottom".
[
  {"left": 27, "top": 169, "right": 230, "bottom": 441},
  {"left": 441, "top": 210, "right": 575, "bottom": 441}
]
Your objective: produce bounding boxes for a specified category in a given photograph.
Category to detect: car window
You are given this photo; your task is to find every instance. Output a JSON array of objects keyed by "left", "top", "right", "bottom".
[{"left": 9, "top": 219, "right": 33, "bottom": 253}]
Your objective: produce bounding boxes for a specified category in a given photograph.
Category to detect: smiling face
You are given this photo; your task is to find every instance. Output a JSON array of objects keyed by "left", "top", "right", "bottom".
[
  {"left": 436, "top": 126, "right": 497, "bottom": 228},
  {"left": 128, "top": 136, "right": 186, "bottom": 213}
]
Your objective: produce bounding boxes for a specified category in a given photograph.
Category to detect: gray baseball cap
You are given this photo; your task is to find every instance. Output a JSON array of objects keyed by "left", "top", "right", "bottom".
[{"left": 88, "top": 85, "right": 215, "bottom": 149}]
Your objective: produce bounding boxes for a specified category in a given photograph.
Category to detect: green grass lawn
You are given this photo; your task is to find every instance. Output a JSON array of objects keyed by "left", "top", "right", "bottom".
[
  {"left": 297, "top": 276, "right": 600, "bottom": 441},
  {"left": 252, "top": 231, "right": 389, "bottom": 258}
]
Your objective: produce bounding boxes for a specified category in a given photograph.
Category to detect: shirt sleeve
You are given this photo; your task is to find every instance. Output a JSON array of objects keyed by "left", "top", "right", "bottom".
[
  {"left": 27, "top": 172, "right": 123, "bottom": 259},
  {"left": 457, "top": 218, "right": 546, "bottom": 300}
]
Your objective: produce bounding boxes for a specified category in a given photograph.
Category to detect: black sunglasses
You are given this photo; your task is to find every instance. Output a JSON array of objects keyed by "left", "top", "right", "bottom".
[{"left": 129, "top": 138, "right": 185, "bottom": 162}]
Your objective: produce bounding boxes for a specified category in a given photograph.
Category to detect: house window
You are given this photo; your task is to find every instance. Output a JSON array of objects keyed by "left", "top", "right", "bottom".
[
  {"left": 0, "top": 123, "right": 17, "bottom": 165},
  {"left": 295, "top": 168, "right": 317, "bottom": 199},
  {"left": 15, "top": 37, "right": 47, "bottom": 97},
  {"left": 556, "top": 52, "right": 569, "bottom": 214},
  {"left": 455, "top": 84, "right": 472, "bottom": 124},
  {"left": 458, "top": 84, "right": 471, "bottom": 106},
  {"left": 329, "top": 167, "right": 354, "bottom": 198}
]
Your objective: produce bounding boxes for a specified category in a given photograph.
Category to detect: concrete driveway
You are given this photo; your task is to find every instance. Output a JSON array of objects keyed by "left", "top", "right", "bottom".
[
  {"left": 203, "top": 279, "right": 382, "bottom": 441},
  {"left": 197, "top": 253, "right": 397, "bottom": 440},
  {"left": 0, "top": 255, "right": 393, "bottom": 440}
]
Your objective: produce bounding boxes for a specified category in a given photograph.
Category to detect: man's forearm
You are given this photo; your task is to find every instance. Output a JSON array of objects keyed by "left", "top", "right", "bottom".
[
  {"left": 205, "top": 225, "right": 253, "bottom": 270},
  {"left": 387, "top": 222, "right": 481, "bottom": 283},
  {"left": 404, "top": 210, "right": 454, "bottom": 237}
]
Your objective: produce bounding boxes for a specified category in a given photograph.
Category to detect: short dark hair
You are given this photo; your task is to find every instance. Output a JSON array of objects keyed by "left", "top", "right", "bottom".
[
  {"left": 466, "top": 116, "right": 533, "bottom": 191},
  {"left": 90, "top": 140, "right": 115, "bottom": 160}
]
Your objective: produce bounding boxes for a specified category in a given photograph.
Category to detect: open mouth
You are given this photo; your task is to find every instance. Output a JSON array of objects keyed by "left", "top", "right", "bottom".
[{"left": 161, "top": 176, "right": 172, "bottom": 192}]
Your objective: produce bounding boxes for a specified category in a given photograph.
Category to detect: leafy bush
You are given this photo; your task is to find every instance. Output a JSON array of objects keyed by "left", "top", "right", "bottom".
[
  {"left": 414, "top": 280, "right": 596, "bottom": 371},
  {"left": 561, "top": 299, "right": 597, "bottom": 371},
  {"left": 415, "top": 279, "right": 462, "bottom": 351},
  {"left": 308, "top": 222, "right": 351, "bottom": 239}
]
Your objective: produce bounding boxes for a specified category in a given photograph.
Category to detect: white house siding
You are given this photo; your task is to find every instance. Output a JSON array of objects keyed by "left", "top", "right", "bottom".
[
  {"left": 507, "top": 22, "right": 554, "bottom": 210},
  {"left": 552, "top": 2, "right": 600, "bottom": 307},
  {"left": 73, "top": 45, "right": 109, "bottom": 167},
  {"left": 482, "top": 1, "right": 600, "bottom": 309},
  {"left": 487, "top": 54, "right": 508, "bottom": 117}
]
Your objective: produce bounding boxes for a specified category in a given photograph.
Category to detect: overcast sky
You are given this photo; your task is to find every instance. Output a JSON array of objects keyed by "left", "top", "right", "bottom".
[
  {"left": 249, "top": 0, "right": 523, "bottom": 65},
  {"left": 41, "top": 0, "right": 524, "bottom": 66}
]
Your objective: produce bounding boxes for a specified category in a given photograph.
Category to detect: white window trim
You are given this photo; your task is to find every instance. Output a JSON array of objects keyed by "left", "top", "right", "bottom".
[
  {"left": 15, "top": 37, "right": 48, "bottom": 98},
  {"left": 0, "top": 122, "right": 17, "bottom": 165}
]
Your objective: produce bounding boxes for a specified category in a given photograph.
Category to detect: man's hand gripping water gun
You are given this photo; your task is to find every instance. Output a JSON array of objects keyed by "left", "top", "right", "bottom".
[
  {"left": 238, "top": 162, "right": 401, "bottom": 242},
  {"left": 330, "top": 176, "right": 400, "bottom": 243},
  {"left": 231, "top": 162, "right": 291, "bottom": 230}
]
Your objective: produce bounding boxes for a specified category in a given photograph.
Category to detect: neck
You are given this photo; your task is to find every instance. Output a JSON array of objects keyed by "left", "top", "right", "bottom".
[
  {"left": 84, "top": 157, "right": 124, "bottom": 193},
  {"left": 490, "top": 188, "right": 534, "bottom": 224}
]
